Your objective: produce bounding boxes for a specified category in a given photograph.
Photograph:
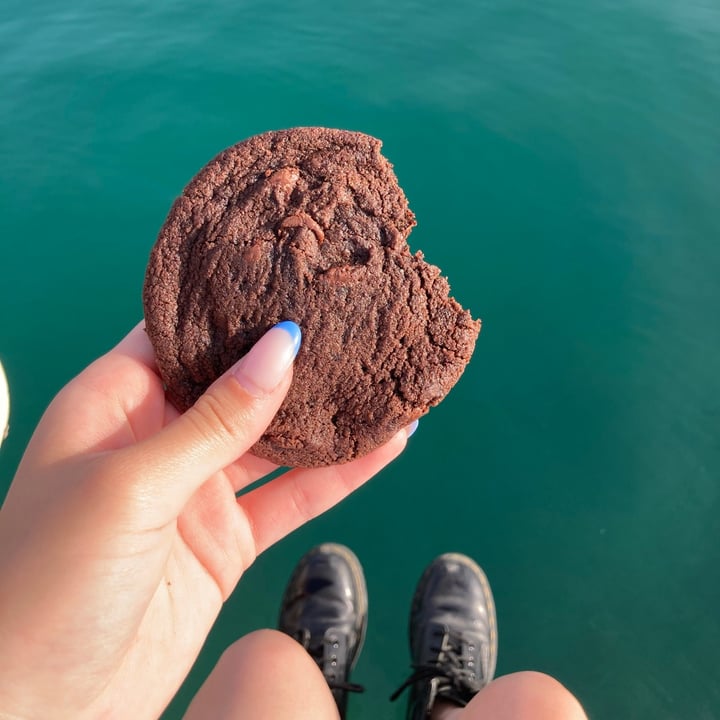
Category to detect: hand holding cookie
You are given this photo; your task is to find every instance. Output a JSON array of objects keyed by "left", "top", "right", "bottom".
[
  {"left": 0, "top": 322, "right": 410, "bottom": 719},
  {"left": 0, "top": 127, "right": 476, "bottom": 718}
]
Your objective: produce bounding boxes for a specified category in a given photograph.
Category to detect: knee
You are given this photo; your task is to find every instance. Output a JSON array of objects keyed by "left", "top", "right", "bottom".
[
  {"left": 476, "top": 671, "right": 587, "bottom": 720},
  {"left": 184, "top": 630, "right": 339, "bottom": 720},
  {"left": 217, "top": 629, "right": 320, "bottom": 684}
]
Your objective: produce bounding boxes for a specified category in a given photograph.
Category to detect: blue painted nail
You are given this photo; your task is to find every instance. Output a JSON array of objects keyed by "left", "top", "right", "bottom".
[
  {"left": 274, "top": 321, "right": 302, "bottom": 359},
  {"left": 407, "top": 419, "right": 419, "bottom": 438},
  {"left": 233, "top": 321, "right": 302, "bottom": 396}
]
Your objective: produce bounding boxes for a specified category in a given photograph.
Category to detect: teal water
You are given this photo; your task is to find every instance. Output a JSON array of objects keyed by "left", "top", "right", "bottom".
[{"left": 1, "top": 1, "right": 719, "bottom": 718}]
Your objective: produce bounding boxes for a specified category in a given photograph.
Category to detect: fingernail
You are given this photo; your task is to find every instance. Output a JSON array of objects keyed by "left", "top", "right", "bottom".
[
  {"left": 406, "top": 419, "right": 419, "bottom": 438},
  {"left": 233, "top": 321, "right": 301, "bottom": 396}
]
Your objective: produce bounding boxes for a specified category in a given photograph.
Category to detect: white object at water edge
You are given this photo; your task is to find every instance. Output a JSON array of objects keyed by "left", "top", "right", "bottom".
[{"left": 0, "top": 360, "right": 9, "bottom": 448}]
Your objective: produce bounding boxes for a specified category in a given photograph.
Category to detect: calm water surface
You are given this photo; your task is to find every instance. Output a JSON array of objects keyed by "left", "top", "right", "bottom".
[{"left": 1, "top": 1, "right": 719, "bottom": 717}]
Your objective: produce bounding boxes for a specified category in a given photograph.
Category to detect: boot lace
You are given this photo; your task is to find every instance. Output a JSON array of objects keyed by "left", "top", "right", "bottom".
[
  {"left": 295, "top": 628, "right": 365, "bottom": 694},
  {"left": 390, "top": 625, "right": 483, "bottom": 707}
]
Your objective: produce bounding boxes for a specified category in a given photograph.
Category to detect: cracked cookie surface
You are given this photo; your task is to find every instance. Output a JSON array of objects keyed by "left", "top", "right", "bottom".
[{"left": 143, "top": 127, "right": 480, "bottom": 467}]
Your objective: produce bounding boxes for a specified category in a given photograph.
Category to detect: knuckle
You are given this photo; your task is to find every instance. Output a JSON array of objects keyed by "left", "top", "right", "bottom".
[
  {"left": 332, "top": 464, "right": 364, "bottom": 495},
  {"left": 187, "top": 386, "right": 251, "bottom": 445},
  {"left": 77, "top": 452, "right": 150, "bottom": 526},
  {"left": 287, "top": 478, "right": 316, "bottom": 523}
]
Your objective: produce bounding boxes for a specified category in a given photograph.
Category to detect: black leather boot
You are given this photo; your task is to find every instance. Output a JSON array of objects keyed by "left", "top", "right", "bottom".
[
  {"left": 279, "top": 543, "right": 367, "bottom": 719},
  {"left": 391, "top": 553, "right": 498, "bottom": 719}
]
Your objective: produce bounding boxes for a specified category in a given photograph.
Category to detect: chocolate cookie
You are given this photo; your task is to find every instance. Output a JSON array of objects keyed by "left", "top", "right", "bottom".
[{"left": 143, "top": 127, "right": 480, "bottom": 467}]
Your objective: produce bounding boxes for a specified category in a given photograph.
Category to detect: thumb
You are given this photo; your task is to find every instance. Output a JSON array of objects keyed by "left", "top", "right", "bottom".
[{"left": 122, "top": 321, "right": 301, "bottom": 515}]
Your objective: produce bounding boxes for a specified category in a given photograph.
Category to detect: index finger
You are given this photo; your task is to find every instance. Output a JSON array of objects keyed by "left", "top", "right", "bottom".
[
  {"left": 237, "top": 427, "right": 410, "bottom": 559},
  {"left": 111, "top": 320, "right": 159, "bottom": 373}
]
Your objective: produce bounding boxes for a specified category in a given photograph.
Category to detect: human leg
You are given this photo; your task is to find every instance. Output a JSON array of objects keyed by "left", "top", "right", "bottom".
[
  {"left": 184, "top": 542, "right": 366, "bottom": 720},
  {"left": 182, "top": 628, "right": 339, "bottom": 720},
  {"left": 433, "top": 671, "right": 587, "bottom": 720}
]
